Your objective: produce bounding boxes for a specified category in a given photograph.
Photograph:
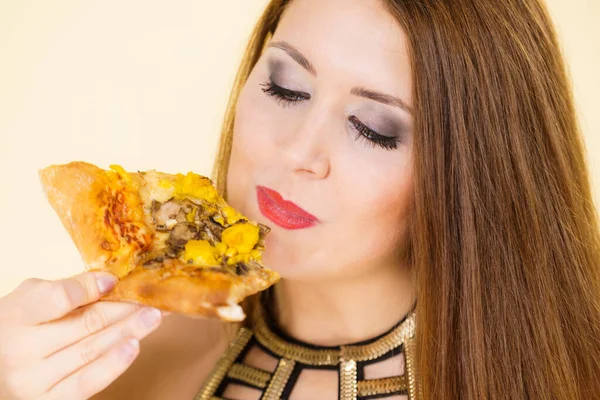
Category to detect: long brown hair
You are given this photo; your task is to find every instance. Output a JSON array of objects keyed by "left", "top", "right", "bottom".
[{"left": 212, "top": 0, "right": 600, "bottom": 398}]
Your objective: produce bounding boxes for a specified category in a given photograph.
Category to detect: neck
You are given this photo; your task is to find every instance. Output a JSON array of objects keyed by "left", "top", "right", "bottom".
[{"left": 271, "top": 262, "right": 416, "bottom": 347}]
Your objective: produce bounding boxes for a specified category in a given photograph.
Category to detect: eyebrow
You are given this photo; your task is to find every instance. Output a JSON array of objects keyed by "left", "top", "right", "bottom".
[
  {"left": 268, "top": 40, "right": 413, "bottom": 114},
  {"left": 269, "top": 41, "right": 317, "bottom": 76},
  {"left": 350, "top": 87, "right": 413, "bottom": 114}
]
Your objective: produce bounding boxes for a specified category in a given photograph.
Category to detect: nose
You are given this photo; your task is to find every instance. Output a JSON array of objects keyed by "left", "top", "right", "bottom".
[{"left": 278, "top": 108, "right": 331, "bottom": 179}]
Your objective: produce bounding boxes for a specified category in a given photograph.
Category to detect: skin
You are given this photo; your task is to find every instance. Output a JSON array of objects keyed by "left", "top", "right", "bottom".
[
  {"left": 0, "top": 273, "right": 162, "bottom": 400},
  {"left": 0, "top": 0, "right": 417, "bottom": 399},
  {"left": 227, "top": 0, "right": 416, "bottom": 347}
]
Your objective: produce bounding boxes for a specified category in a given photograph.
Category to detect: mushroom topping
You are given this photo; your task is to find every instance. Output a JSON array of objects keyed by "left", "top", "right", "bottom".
[
  {"left": 152, "top": 200, "right": 182, "bottom": 230},
  {"left": 146, "top": 198, "right": 266, "bottom": 275},
  {"left": 257, "top": 223, "right": 271, "bottom": 247},
  {"left": 202, "top": 217, "right": 225, "bottom": 244},
  {"left": 257, "top": 223, "right": 271, "bottom": 236},
  {"left": 152, "top": 200, "right": 203, "bottom": 231},
  {"left": 166, "top": 223, "right": 198, "bottom": 251},
  {"left": 174, "top": 207, "right": 187, "bottom": 223},
  {"left": 235, "top": 262, "right": 250, "bottom": 275}
]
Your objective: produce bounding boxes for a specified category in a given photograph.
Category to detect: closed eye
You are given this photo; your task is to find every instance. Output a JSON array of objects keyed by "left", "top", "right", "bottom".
[
  {"left": 349, "top": 115, "right": 400, "bottom": 151},
  {"left": 260, "top": 80, "right": 310, "bottom": 107},
  {"left": 260, "top": 80, "right": 401, "bottom": 151}
]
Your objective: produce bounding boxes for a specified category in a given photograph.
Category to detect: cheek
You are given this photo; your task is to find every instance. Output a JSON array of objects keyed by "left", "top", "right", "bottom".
[
  {"left": 226, "top": 81, "right": 271, "bottom": 205},
  {"left": 228, "top": 80, "right": 289, "bottom": 170},
  {"left": 357, "top": 161, "right": 412, "bottom": 221},
  {"left": 227, "top": 73, "right": 305, "bottom": 208},
  {"left": 232, "top": 85, "right": 270, "bottom": 158},
  {"left": 268, "top": 152, "right": 414, "bottom": 280},
  {"left": 363, "top": 169, "right": 413, "bottom": 252},
  {"left": 334, "top": 153, "right": 414, "bottom": 267},
  {"left": 338, "top": 144, "right": 413, "bottom": 223},
  {"left": 273, "top": 162, "right": 413, "bottom": 280}
]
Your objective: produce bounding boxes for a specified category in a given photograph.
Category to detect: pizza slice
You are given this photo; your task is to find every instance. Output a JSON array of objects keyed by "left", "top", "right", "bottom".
[{"left": 39, "top": 161, "right": 279, "bottom": 321}]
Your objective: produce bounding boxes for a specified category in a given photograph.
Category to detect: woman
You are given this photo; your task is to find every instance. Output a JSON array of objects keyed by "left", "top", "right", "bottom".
[{"left": 1, "top": 0, "right": 599, "bottom": 398}]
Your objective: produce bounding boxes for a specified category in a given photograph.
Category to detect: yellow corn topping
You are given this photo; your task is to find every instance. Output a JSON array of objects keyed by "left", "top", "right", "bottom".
[
  {"left": 227, "top": 253, "right": 252, "bottom": 265},
  {"left": 183, "top": 240, "right": 220, "bottom": 267},
  {"left": 174, "top": 172, "right": 219, "bottom": 203},
  {"left": 222, "top": 223, "right": 259, "bottom": 254},
  {"left": 250, "top": 249, "right": 262, "bottom": 261},
  {"left": 215, "top": 242, "right": 228, "bottom": 255},
  {"left": 225, "top": 247, "right": 238, "bottom": 258}
]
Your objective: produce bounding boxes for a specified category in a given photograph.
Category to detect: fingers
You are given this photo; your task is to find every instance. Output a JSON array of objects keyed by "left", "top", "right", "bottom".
[
  {"left": 33, "top": 301, "right": 141, "bottom": 358},
  {"left": 20, "top": 307, "right": 162, "bottom": 398},
  {"left": 40, "top": 338, "right": 140, "bottom": 400},
  {"left": 18, "top": 272, "right": 117, "bottom": 325}
]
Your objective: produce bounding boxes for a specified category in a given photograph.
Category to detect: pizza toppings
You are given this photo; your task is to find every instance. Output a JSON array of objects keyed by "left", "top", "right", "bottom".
[
  {"left": 151, "top": 200, "right": 180, "bottom": 230},
  {"left": 183, "top": 240, "right": 220, "bottom": 266},
  {"left": 221, "top": 206, "right": 246, "bottom": 225},
  {"left": 257, "top": 223, "right": 270, "bottom": 246},
  {"left": 173, "top": 172, "right": 220, "bottom": 203},
  {"left": 222, "top": 224, "right": 260, "bottom": 254},
  {"left": 109, "top": 164, "right": 132, "bottom": 183},
  {"left": 77, "top": 165, "right": 267, "bottom": 276},
  {"left": 167, "top": 223, "right": 198, "bottom": 250},
  {"left": 201, "top": 218, "right": 225, "bottom": 243},
  {"left": 140, "top": 178, "right": 266, "bottom": 276},
  {"left": 151, "top": 199, "right": 202, "bottom": 231}
]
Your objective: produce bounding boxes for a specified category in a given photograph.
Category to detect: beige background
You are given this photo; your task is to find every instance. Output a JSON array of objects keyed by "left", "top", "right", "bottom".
[{"left": 0, "top": 0, "right": 598, "bottom": 296}]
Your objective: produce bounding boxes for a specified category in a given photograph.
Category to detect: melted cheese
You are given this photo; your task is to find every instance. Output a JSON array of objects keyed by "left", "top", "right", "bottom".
[
  {"left": 109, "top": 164, "right": 132, "bottom": 183},
  {"left": 174, "top": 172, "right": 219, "bottom": 203},
  {"left": 213, "top": 215, "right": 226, "bottom": 226},
  {"left": 222, "top": 206, "right": 245, "bottom": 225},
  {"left": 140, "top": 171, "right": 176, "bottom": 203},
  {"left": 127, "top": 168, "right": 265, "bottom": 271}
]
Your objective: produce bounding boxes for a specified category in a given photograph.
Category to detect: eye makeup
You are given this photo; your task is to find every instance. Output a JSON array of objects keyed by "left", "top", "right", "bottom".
[{"left": 260, "top": 54, "right": 411, "bottom": 150}]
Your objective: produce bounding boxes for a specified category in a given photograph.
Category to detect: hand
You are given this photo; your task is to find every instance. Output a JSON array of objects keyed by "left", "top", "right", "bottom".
[{"left": 0, "top": 272, "right": 163, "bottom": 400}]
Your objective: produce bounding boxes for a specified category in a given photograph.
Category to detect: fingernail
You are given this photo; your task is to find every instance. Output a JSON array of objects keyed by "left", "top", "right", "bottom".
[
  {"left": 120, "top": 338, "right": 139, "bottom": 361},
  {"left": 139, "top": 307, "right": 162, "bottom": 328},
  {"left": 96, "top": 274, "right": 118, "bottom": 294}
]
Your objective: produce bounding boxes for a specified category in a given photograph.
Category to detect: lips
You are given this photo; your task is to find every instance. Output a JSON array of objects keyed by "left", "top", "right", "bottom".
[{"left": 256, "top": 186, "right": 318, "bottom": 230}]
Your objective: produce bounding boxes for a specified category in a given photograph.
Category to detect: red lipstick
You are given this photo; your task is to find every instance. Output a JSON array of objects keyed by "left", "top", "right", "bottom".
[{"left": 256, "top": 186, "right": 318, "bottom": 230}]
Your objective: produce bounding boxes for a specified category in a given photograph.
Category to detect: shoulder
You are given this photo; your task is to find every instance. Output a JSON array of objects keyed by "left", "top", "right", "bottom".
[{"left": 94, "top": 314, "right": 236, "bottom": 399}]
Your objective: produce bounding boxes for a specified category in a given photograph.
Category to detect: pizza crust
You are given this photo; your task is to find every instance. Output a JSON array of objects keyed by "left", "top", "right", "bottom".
[
  {"left": 101, "top": 261, "right": 273, "bottom": 321},
  {"left": 39, "top": 162, "right": 154, "bottom": 280}
]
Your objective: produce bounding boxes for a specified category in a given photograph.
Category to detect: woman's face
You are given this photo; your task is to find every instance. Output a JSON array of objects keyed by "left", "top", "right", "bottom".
[{"left": 227, "top": 0, "right": 414, "bottom": 281}]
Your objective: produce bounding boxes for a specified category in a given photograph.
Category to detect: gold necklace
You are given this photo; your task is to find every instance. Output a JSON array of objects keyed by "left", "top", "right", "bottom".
[{"left": 196, "top": 305, "right": 419, "bottom": 400}]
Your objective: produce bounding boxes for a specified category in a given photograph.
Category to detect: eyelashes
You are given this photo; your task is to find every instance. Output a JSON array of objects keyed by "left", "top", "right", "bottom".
[
  {"left": 260, "top": 81, "right": 310, "bottom": 107},
  {"left": 260, "top": 79, "right": 400, "bottom": 151},
  {"left": 348, "top": 116, "right": 399, "bottom": 151}
]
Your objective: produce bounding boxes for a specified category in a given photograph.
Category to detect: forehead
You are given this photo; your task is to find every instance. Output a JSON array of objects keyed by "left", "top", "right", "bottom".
[{"left": 272, "top": 0, "right": 413, "bottom": 105}]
